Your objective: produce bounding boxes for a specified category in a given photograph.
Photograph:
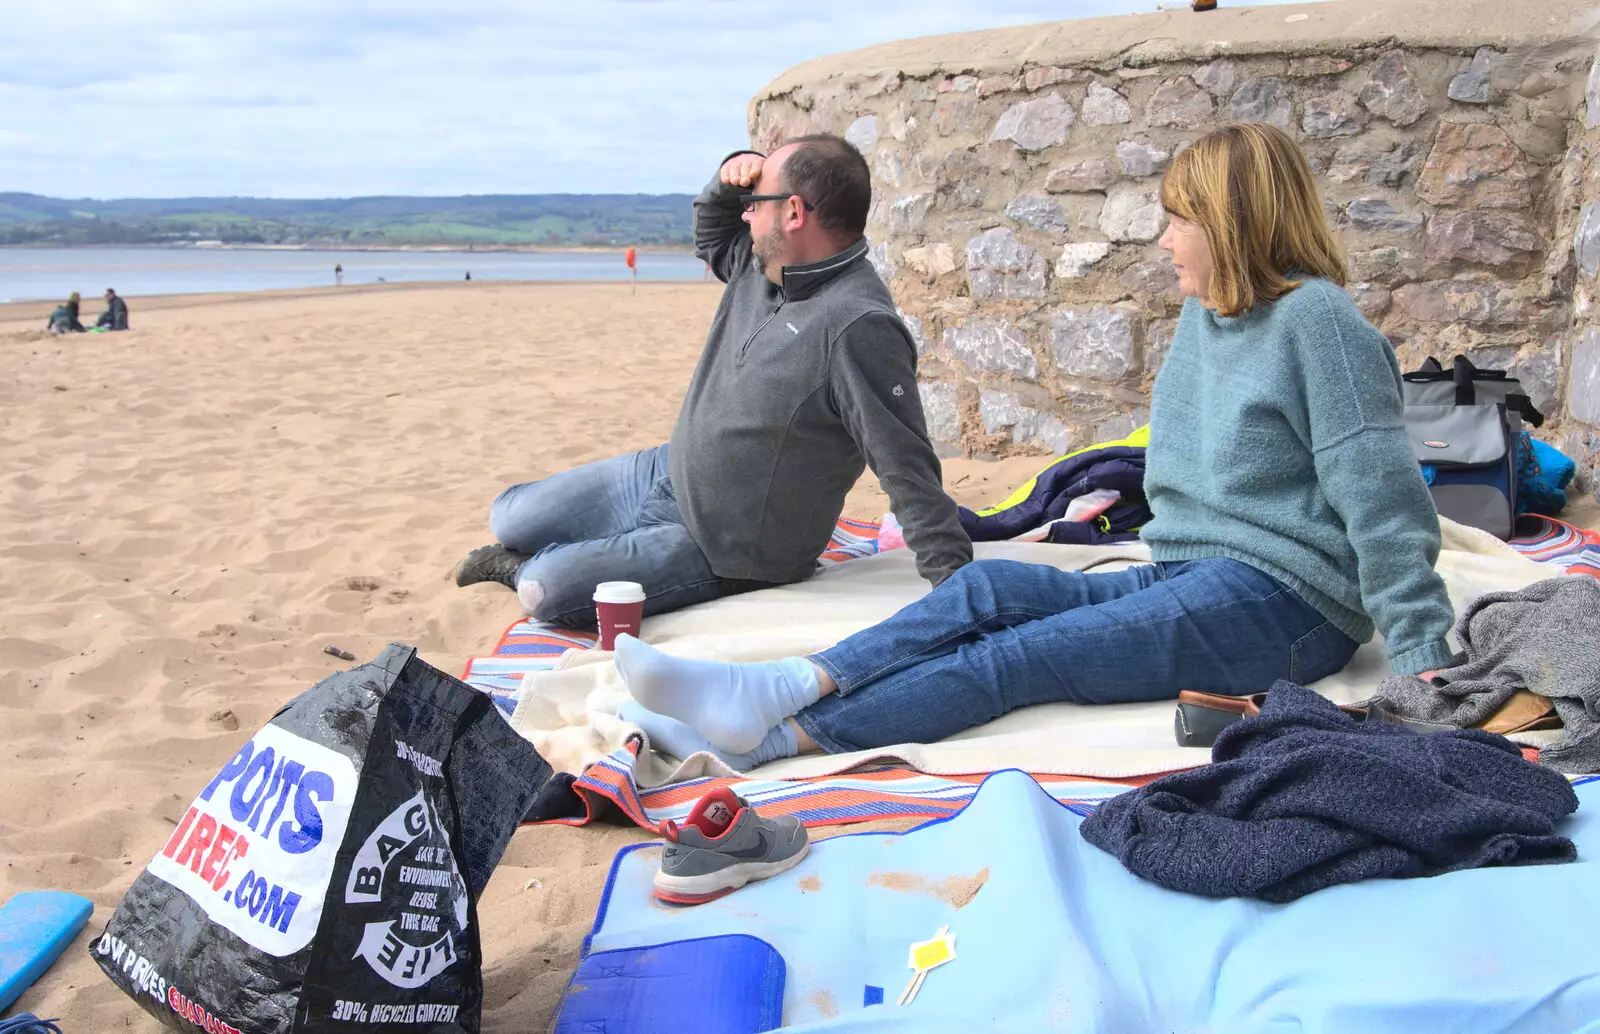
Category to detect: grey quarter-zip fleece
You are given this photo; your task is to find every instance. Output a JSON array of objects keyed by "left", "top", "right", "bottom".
[{"left": 668, "top": 162, "right": 971, "bottom": 587}]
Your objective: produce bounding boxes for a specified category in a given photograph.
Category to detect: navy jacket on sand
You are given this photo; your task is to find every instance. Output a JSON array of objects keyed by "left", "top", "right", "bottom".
[{"left": 1080, "top": 682, "right": 1578, "bottom": 903}]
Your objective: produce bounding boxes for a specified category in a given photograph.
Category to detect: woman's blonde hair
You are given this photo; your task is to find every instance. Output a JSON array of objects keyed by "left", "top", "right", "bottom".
[{"left": 1160, "top": 122, "right": 1347, "bottom": 317}]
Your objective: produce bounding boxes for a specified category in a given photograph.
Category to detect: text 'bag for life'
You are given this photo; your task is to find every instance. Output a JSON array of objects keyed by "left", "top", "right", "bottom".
[{"left": 90, "top": 644, "right": 552, "bottom": 1033}]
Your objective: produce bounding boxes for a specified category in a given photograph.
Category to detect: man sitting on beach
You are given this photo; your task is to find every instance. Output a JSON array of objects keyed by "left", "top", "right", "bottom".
[
  {"left": 455, "top": 134, "right": 971, "bottom": 628},
  {"left": 96, "top": 288, "right": 129, "bottom": 331}
]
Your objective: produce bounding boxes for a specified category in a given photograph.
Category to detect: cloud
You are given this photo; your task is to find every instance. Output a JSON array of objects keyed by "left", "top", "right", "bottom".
[{"left": 0, "top": 0, "right": 1315, "bottom": 198}]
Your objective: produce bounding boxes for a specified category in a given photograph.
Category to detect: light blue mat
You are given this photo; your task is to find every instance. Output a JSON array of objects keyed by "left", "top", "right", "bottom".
[
  {"left": 584, "top": 770, "right": 1600, "bottom": 1032},
  {"left": 0, "top": 891, "right": 92, "bottom": 1016}
]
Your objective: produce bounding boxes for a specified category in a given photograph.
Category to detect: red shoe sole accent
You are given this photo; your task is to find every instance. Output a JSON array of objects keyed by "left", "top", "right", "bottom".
[{"left": 652, "top": 885, "right": 738, "bottom": 906}]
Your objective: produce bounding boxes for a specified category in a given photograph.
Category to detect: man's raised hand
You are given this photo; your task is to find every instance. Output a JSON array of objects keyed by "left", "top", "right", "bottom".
[{"left": 720, "top": 153, "right": 765, "bottom": 189}]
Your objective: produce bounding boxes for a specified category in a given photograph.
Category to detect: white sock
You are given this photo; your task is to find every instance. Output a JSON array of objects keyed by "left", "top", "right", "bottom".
[
  {"left": 614, "top": 634, "right": 822, "bottom": 754},
  {"left": 617, "top": 701, "right": 798, "bottom": 770},
  {"left": 515, "top": 577, "right": 545, "bottom": 616}
]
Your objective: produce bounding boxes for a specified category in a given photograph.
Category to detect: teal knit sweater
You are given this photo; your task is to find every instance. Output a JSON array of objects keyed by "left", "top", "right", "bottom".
[{"left": 1141, "top": 278, "right": 1456, "bottom": 675}]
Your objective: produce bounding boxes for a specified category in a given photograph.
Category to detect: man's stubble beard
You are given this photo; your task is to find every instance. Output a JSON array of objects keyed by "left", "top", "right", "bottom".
[{"left": 753, "top": 222, "right": 787, "bottom": 280}]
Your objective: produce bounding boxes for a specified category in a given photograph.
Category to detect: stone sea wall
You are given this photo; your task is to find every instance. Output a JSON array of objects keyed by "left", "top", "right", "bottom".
[
  {"left": 750, "top": 0, "right": 1600, "bottom": 497},
  {"left": 1563, "top": 56, "right": 1600, "bottom": 490}
]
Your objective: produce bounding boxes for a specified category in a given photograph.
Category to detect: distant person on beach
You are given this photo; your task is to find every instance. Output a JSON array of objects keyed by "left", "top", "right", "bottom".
[
  {"left": 335, "top": 263, "right": 344, "bottom": 286},
  {"left": 465, "top": 271, "right": 471, "bottom": 281},
  {"left": 47, "top": 293, "right": 86, "bottom": 333},
  {"left": 455, "top": 134, "right": 970, "bottom": 628},
  {"left": 47, "top": 305, "right": 79, "bottom": 334},
  {"left": 96, "top": 289, "right": 129, "bottom": 331}
]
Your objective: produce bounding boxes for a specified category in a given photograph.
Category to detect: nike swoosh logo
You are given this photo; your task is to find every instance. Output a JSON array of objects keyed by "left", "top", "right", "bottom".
[{"left": 720, "top": 829, "right": 772, "bottom": 860}]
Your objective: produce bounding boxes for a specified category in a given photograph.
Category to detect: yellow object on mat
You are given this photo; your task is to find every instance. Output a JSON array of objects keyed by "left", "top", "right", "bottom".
[{"left": 975, "top": 424, "right": 1151, "bottom": 517}]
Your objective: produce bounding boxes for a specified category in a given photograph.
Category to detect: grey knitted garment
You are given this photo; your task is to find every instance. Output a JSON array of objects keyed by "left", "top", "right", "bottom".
[{"left": 1375, "top": 576, "right": 1600, "bottom": 773}]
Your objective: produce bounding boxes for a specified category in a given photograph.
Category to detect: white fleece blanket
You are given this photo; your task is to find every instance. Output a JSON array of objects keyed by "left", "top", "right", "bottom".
[{"left": 508, "top": 519, "right": 1552, "bottom": 786}]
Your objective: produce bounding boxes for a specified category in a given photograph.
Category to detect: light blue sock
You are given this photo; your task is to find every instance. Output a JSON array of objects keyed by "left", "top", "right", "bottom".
[
  {"left": 614, "top": 634, "right": 822, "bottom": 754},
  {"left": 618, "top": 701, "right": 798, "bottom": 771}
]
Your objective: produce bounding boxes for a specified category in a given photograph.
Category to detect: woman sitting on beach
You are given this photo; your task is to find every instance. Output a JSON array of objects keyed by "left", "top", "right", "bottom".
[
  {"left": 613, "top": 122, "right": 1457, "bottom": 769},
  {"left": 47, "top": 292, "right": 86, "bottom": 334}
]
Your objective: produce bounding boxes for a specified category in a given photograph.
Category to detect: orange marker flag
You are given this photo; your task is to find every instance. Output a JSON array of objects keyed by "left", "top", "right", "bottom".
[{"left": 625, "top": 246, "right": 638, "bottom": 294}]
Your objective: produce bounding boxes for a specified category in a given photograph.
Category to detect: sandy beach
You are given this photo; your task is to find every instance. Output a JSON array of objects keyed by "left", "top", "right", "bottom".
[
  {"left": 0, "top": 281, "right": 1058, "bottom": 1030},
  {"left": 4, "top": 282, "right": 1597, "bottom": 1030}
]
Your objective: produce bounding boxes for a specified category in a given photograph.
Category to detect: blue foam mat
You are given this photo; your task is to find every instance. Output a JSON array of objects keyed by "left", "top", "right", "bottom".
[
  {"left": 583, "top": 770, "right": 1600, "bottom": 1032},
  {"left": 553, "top": 934, "right": 785, "bottom": 1034},
  {"left": 0, "top": 891, "right": 93, "bottom": 1016}
]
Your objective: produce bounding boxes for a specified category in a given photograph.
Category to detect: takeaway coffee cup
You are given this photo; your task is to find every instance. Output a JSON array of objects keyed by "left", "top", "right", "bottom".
[{"left": 594, "top": 581, "right": 647, "bottom": 650}]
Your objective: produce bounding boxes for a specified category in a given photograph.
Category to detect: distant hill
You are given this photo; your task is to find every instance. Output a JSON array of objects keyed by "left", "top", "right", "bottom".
[{"left": 0, "top": 192, "right": 696, "bottom": 248}]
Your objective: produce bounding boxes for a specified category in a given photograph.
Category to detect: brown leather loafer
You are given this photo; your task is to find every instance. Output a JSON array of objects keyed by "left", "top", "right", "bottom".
[
  {"left": 1174, "top": 688, "right": 1560, "bottom": 748},
  {"left": 1174, "top": 690, "right": 1369, "bottom": 748}
]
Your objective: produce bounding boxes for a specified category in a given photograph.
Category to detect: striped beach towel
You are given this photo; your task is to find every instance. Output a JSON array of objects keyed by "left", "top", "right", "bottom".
[
  {"left": 464, "top": 622, "right": 597, "bottom": 716},
  {"left": 463, "top": 515, "right": 883, "bottom": 716},
  {"left": 553, "top": 735, "right": 1549, "bottom": 830},
  {"left": 467, "top": 513, "right": 1599, "bottom": 831},
  {"left": 1509, "top": 514, "right": 1600, "bottom": 579},
  {"left": 555, "top": 738, "right": 1160, "bottom": 828}
]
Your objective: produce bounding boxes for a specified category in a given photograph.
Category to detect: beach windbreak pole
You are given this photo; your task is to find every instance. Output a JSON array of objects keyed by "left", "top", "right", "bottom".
[{"left": 625, "top": 246, "right": 637, "bottom": 294}]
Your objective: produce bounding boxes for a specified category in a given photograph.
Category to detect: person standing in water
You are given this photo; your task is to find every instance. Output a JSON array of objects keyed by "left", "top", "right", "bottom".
[{"left": 334, "top": 263, "right": 344, "bottom": 286}]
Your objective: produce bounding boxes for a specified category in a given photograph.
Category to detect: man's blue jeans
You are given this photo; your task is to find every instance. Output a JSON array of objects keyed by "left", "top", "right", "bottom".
[
  {"left": 489, "top": 444, "right": 774, "bottom": 629},
  {"left": 799, "top": 556, "right": 1359, "bottom": 754}
]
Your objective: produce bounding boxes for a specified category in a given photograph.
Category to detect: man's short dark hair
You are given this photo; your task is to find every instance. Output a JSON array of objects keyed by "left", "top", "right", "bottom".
[{"left": 776, "top": 134, "right": 871, "bottom": 239}]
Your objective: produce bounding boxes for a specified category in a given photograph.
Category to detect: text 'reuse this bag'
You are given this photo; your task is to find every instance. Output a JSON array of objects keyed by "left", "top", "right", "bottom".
[
  {"left": 90, "top": 644, "right": 552, "bottom": 1033},
  {"left": 1401, "top": 355, "right": 1544, "bottom": 540}
]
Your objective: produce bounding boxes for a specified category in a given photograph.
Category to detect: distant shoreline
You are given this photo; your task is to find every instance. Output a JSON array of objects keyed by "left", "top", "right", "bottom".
[
  {"left": 0, "top": 277, "right": 719, "bottom": 318},
  {"left": 0, "top": 242, "right": 695, "bottom": 254},
  {"left": 0, "top": 245, "right": 712, "bottom": 304}
]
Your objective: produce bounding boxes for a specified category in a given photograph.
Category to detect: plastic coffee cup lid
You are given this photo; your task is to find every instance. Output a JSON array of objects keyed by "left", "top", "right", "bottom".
[{"left": 593, "top": 581, "right": 647, "bottom": 604}]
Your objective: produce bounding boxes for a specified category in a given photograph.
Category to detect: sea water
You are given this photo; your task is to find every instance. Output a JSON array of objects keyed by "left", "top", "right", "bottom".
[{"left": 0, "top": 247, "right": 709, "bottom": 303}]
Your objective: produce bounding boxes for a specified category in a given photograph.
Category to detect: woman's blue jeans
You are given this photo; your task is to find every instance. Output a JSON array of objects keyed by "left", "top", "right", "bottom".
[{"left": 798, "top": 556, "right": 1358, "bottom": 754}]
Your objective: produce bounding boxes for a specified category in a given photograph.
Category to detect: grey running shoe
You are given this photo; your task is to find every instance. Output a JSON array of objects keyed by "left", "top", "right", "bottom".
[
  {"left": 654, "top": 787, "right": 809, "bottom": 905},
  {"left": 453, "top": 544, "right": 531, "bottom": 589}
]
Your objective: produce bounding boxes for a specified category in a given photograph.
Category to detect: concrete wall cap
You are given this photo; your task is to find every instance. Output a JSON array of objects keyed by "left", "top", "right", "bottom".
[{"left": 755, "top": 0, "right": 1598, "bottom": 100}]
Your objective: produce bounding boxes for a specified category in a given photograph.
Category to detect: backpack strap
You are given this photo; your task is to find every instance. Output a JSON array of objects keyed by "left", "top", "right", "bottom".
[
  {"left": 1445, "top": 354, "right": 1543, "bottom": 427},
  {"left": 1451, "top": 355, "right": 1478, "bottom": 406},
  {"left": 1402, "top": 356, "right": 1449, "bottom": 383},
  {"left": 1505, "top": 392, "right": 1545, "bottom": 428}
]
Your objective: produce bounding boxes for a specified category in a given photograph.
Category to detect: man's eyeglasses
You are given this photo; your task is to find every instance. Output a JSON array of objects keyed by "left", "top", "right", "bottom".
[{"left": 739, "top": 193, "right": 816, "bottom": 213}]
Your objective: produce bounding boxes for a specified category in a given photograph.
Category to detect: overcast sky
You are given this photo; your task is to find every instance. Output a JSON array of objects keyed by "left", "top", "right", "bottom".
[{"left": 3, "top": 0, "right": 1314, "bottom": 200}]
